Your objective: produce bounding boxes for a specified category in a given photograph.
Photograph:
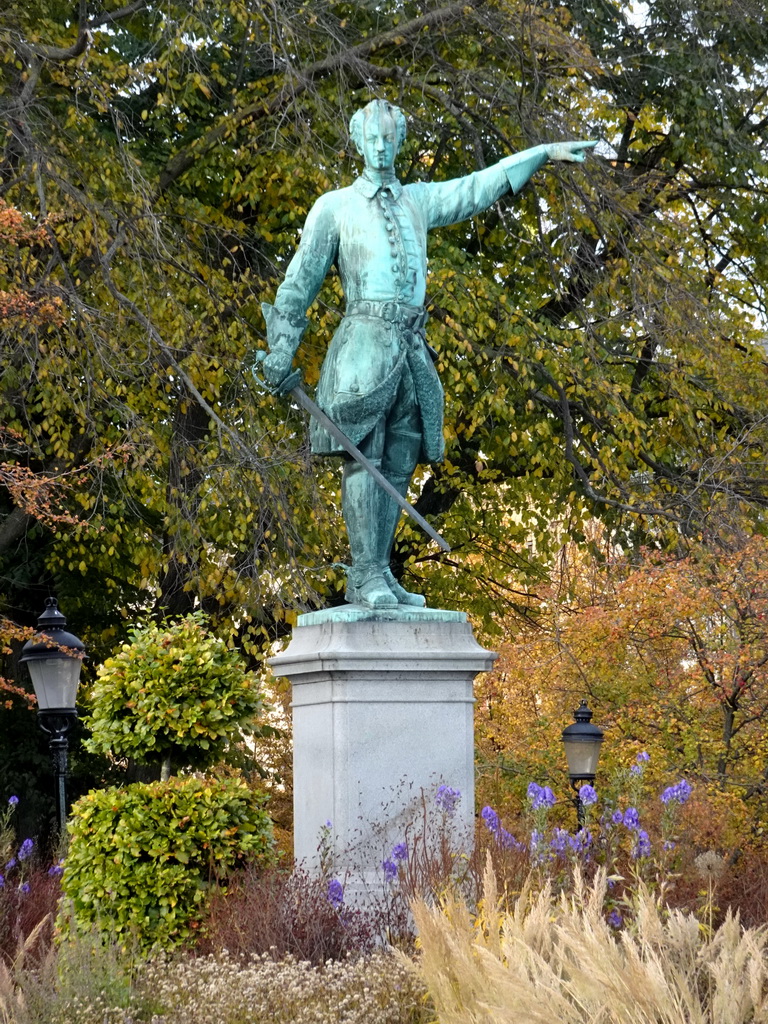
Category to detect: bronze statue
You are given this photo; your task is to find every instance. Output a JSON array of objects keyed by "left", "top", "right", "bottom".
[{"left": 259, "top": 99, "right": 594, "bottom": 610}]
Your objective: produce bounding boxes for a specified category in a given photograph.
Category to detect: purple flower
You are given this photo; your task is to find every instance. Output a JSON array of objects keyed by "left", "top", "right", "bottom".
[
  {"left": 0, "top": 874, "right": 4, "bottom": 888},
  {"left": 5, "top": 858, "right": 16, "bottom": 871},
  {"left": 550, "top": 828, "right": 570, "bottom": 856},
  {"left": 391, "top": 842, "right": 408, "bottom": 862},
  {"left": 632, "top": 829, "right": 651, "bottom": 859},
  {"left": 528, "top": 829, "right": 547, "bottom": 864},
  {"left": 382, "top": 858, "right": 398, "bottom": 882},
  {"left": 629, "top": 764, "right": 642, "bottom": 776},
  {"left": 636, "top": 751, "right": 650, "bottom": 762},
  {"left": 435, "top": 785, "right": 461, "bottom": 816},
  {"left": 527, "top": 782, "right": 556, "bottom": 810},
  {"left": 622, "top": 807, "right": 640, "bottom": 829},
  {"left": 498, "top": 828, "right": 522, "bottom": 851},
  {"left": 660, "top": 780, "right": 693, "bottom": 805},
  {"left": 17, "top": 839, "right": 34, "bottom": 862},
  {"left": 19, "top": 882, "right": 30, "bottom": 894},
  {"left": 611, "top": 809, "right": 624, "bottom": 824},
  {"left": 607, "top": 908, "right": 623, "bottom": 928},
  {"left": 579, "top": 784, "right": 597, "bottom": 806},
  {"left": 663, "top": 840, "right": 676, "bottom": 852},
  {"left": 8, "top": 795, "right": 18, "bottom": 806},
  {"left": 569, "top": 828, "right": 592, "bottom": 854},
  {"left": 48, "top": 862, "right": 64, "bottom": 878},
  {"left": 327, "top": 878, "right": 344, "bottom": 907},
  {"left": 481, "top": 806, "right": 520, "bottom": 849},
  {"left": 481, "top": 806, "right": 500, "bottom": 832}
]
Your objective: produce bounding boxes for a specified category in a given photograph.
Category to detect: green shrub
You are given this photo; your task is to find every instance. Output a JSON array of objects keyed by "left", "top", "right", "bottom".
[
  {"left": 61, "top": 776, "right": 276, "bottom": 950},
  {"left": 84, "top": 612, "right": 264, "bottom": 771}
]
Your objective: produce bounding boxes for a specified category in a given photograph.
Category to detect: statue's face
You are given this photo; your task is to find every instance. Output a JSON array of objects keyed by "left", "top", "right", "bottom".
[{"left": 361, "top": 109, "right": 398, "bottom": 172}]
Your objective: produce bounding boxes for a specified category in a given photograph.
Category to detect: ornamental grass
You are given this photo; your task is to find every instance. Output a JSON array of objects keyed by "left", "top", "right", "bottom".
[{"left": 409, "top": 857, "right": 768, "bottom": 1024}]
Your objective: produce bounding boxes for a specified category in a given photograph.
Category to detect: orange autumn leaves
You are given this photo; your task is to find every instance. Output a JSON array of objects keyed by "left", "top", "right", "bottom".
[
  {"left": 0, "top": 200, "right": 65, "bottom": 327},
  {"left": 477, "top": 537, "right": 768, "bottom": 843}
]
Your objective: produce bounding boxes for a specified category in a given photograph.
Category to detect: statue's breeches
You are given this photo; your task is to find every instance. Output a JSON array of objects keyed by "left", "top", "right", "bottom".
[{"left": 310, "top": 312, "right": 445, "bottom": 463}]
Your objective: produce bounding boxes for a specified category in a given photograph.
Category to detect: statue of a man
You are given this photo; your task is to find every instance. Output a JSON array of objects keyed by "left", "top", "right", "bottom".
[{"left": 260, "top": 99, "right": 594, "bottom": 610}]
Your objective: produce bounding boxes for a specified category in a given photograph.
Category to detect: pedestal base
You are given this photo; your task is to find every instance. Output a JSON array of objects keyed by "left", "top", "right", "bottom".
[{"left": 269, "top": 609, "right": 496, "bottom": 888}]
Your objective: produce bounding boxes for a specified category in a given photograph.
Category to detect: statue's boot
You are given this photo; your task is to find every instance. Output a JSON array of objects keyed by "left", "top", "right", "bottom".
[
  {"left": 383, "top": 564, "right": 426, "bottom": 606},
  {"left": 377, "top": 430, "right": 426, "bottom": 607},
  {"left": 342, "top": 460, "right": 397, "bottom": 609}
]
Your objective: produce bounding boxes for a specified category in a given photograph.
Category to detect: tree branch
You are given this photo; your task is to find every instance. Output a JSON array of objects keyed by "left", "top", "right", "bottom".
[
  {"left": 158, "top": 0, "right": 483, "bottom": 192},
  {"left": 89, "top": 0, "right": 150, "bottom": 29},
  {"left": 0, "top": 506, "right": 34, "bottom": 556},
  {"left": 92, "top": 247, "right": 272, "bottom": 473},
  {"left": 29, "top": 0, "right": 89, "bottom": 61}
]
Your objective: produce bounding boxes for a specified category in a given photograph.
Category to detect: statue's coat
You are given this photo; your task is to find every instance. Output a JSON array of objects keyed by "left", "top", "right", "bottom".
[{"left": 267, "top": 147, "right": 550, "bottom": 462}]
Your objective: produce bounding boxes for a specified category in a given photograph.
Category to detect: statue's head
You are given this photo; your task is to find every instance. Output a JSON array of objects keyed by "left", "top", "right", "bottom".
[{"left": 349, "top": 99, "right": 406, "bottom": 173}]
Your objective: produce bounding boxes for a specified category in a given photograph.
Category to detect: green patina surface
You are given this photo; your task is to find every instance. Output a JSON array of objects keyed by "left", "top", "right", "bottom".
[
  {"left": 297, "top": 605, "right": 467, "bottom": 627},
  {"left": 259, "top": 99, "right": 594, "bottom": 611}
]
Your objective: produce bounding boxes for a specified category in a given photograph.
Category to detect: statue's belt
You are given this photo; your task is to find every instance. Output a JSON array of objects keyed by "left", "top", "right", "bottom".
[
  {"left": 345, "top": 300, "right": 437, "bottom": 362},
  {"left": 346, "top": 299, "right": 427, "bottom": 331}
]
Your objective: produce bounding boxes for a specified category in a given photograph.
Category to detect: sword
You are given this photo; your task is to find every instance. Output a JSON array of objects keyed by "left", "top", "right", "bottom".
[{"left": 253, "top": 356, "right": 451, "bottom": 553}]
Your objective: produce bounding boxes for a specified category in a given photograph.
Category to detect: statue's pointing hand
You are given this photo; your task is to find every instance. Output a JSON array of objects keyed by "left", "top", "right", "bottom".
[{"left": 545, "top": 140, "right": 598, "bottom": 163}]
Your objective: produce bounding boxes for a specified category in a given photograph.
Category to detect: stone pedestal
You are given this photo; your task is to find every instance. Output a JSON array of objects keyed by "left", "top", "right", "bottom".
[{"left": 269, "top": 606, "right": 496, "bottom": 887}]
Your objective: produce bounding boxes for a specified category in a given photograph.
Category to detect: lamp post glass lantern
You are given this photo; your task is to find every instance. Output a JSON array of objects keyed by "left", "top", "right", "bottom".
[
  {"left": 561, "top": 699, "right": 604, "bottom": 830},
  {"left": 20, "top": 598, "right": 85, "bottom": 833}
]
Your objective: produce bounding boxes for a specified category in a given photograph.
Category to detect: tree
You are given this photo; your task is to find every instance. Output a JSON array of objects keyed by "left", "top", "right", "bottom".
[
  {"left": 64, "top": 611, "right": 276, "bottom": 949},
  {"left": 476, "top": 534, "right": 768, "bottom": 846},
  {"left": 0, "top": 0, "right": 766, "bottom": 644},
  {"left": 0, "top": 195, "right": 122, "bottom": 834}
]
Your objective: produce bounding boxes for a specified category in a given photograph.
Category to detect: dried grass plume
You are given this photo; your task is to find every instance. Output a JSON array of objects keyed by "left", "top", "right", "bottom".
[{"left": 407, "top": 854, "right": 768, "bottom": 1024}]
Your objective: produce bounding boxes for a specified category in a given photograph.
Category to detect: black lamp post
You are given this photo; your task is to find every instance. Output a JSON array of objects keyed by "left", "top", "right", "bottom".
[
  {"left": 20, "top": 598, "right": 85, "bottom": 834},
  {"left": 561, "top": 699, "right": 604, "bottom": 831}
]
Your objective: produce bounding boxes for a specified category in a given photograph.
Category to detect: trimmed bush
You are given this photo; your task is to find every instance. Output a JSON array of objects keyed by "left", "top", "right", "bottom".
[
  {"left": 61, "top": 776, "right": 275, "bottom": 950},
  {"left": 84, "top": 612, "right": 264, "bottom": 771}
]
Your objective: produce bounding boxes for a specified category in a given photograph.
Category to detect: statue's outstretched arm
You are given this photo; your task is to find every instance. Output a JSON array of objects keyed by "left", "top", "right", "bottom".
[
  {"left": 544, "top": 141, "right": 597, "bottom": 163},
  {"left": 425, "top": 140, "right": 596, "bottom": 229}
]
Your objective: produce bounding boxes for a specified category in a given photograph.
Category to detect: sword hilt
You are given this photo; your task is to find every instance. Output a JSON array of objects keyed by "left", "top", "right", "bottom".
[{"left": 251, "top": 350, "right": 303, "bottom": 396}]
